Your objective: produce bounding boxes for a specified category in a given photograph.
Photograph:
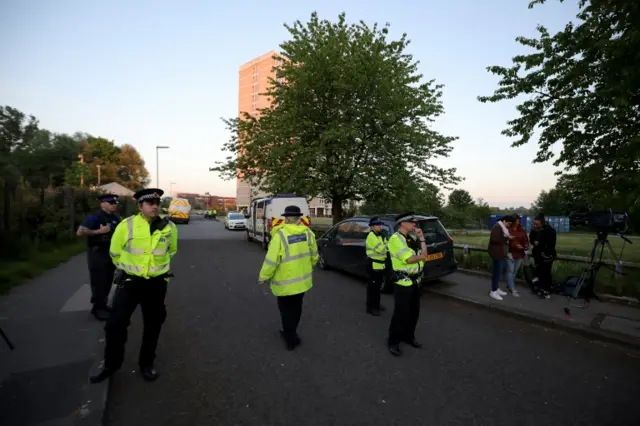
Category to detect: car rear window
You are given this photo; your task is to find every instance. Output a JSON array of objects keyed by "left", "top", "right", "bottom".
[
  {"left": 229, "top": 213, "right": 244, "bottom": 220},
  {"left": 417, "top": 219, "right": 449, "bottom": 244}
]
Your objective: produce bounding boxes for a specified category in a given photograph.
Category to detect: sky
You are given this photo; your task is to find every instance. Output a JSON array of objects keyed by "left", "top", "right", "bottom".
[{"left": 0, "top": 0, "right": 580, "bottom": 207}]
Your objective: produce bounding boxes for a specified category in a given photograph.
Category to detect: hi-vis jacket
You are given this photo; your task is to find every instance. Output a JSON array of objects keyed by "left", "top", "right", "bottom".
[
  {"left": 259, "top": 223, "right": 318, "bottom": 296},
  {"left": 388, "top": 231, "right": 424, "bottom": 286},
  {"left": 110, "top": 214, "right": 178, "bottom": 279},
  {"left": 365, "top": 231, "right": 388, "bottom": 271}
]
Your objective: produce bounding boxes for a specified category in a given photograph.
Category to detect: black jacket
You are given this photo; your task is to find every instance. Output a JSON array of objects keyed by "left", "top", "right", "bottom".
[{"left": 529, "top": 224, "right": 557, "bottom": 261}]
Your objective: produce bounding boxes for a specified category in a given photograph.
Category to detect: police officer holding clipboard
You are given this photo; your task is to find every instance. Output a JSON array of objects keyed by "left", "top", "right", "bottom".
[{"left": 76, "top": 194, "right": 122, "bottom": 321}]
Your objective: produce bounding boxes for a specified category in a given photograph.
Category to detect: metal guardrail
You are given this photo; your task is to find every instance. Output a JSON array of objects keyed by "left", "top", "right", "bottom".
[
  {"left": 309, "top": 223, "right": 639, "bottom": 270},
  {"left": 453, "top": 244, "right": 640, "bottom": 270}
]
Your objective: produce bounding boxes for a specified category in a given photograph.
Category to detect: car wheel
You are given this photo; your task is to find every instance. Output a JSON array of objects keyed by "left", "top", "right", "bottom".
[
  {"left": 380, "top": 273, "right": 393, "bottom": 294},
  {"left": 318, "top": 251, "right": 330, "bottom": 270}
]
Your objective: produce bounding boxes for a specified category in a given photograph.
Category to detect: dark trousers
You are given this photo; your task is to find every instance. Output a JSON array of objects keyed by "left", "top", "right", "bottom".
[
  {"left": 277, "top": 293, "right": 304, "bottom": 343},
  {"left": 535, "top": 261, "right": 553, "bottom": 292},
  {"left": 103, "top": 275, "right": 168, "bottom": 371},
  {"left": 367, "top": 262, "right": 384, "bottom": 310},
  {"left": 87, "top": 246, "right": 116, "bottom": 308},
  {"left": 388, "top": 281, "right": 420, "bottom": 345}
]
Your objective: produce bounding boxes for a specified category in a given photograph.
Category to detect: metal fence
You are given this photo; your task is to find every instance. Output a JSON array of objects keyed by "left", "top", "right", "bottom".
[{"left": 0, "top": 185, "right": 137, "bottom": 261}]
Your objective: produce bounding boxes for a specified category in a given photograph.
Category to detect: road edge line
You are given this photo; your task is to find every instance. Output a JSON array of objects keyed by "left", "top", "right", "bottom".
[{"left": 426, "top": 287, "right": 640, "bottom": 351}]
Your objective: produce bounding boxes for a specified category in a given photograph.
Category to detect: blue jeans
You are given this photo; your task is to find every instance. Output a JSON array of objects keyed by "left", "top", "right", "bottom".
[
  {"left": 506, "top": 258, "right": 523, "bottom": 291},
  {"left": 491, "top": 259, "right": 506, "bottom": 291}
]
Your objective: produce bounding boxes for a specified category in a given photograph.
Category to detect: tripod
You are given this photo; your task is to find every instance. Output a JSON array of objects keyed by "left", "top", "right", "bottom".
[
  {"left": 565, "top": 231, "right": 631, "bottom": 314},
  {"left": 0, "top": 326, "right": 15, "bottom": 350}
]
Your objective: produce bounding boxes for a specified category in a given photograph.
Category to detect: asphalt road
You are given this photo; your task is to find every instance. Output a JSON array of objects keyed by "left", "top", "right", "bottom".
[{"left": 104, "top": 216, "right": 640, "bottom": 426}]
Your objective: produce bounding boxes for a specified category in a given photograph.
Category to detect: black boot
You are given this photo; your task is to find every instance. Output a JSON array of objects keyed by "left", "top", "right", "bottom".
[
  {"left": 388, "top": 343, "right": 402, "bottom": 357},
  {"left": 139, "top": 365, "right": 159, "bottom": 382},
  {"left": 366, "top": 308, "right": 381, "bottom": 316},
  {"left": 90, "top": 369, "right": 115, "bottom": 384},
  {"left": 91, "top": 306, "right": 109, "bottom": 321},
  {"left": 404, "top": 339, "right": 423, "bottom": 349}
]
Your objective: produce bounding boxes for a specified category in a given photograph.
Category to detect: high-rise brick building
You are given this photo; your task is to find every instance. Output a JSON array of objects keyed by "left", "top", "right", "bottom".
[{"left": 236, "top": 51, "right": 332, "bottom": 216}]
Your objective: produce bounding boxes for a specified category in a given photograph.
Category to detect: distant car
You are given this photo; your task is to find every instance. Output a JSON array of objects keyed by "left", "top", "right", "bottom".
[
  {"left": 316, "top": 214, "right": 457, "bottom": 292},
  {"left": 225, "top": 212, "right": 246, "bottom": 230}
]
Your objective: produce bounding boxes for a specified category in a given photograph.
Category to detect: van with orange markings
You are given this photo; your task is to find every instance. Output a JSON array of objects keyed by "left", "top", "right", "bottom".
[{"left": 245, "top": 194, "right": 311, "bottom": 250}]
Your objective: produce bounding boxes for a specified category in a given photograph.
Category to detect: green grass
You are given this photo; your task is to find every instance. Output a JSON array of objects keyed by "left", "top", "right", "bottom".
[
  {"left": 0, "top": 240, "right": 86, "bottom": 294},
  {"left": 451, "top": 231, "right": 640, "bottom": 264}
]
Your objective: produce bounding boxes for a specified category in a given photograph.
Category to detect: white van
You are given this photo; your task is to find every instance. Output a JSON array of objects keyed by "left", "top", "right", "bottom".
[{"left": 245, "top": 194, "right": 311, "bottom": 249}]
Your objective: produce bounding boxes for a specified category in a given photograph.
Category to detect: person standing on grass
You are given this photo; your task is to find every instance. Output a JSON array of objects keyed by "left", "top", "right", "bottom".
[
  {"left": 487, "top": 215, "right": 515, "bottom": 301},
  {"left": 529, "top": 214, "right": 557, "bottom": 299},
  {"left": 506, "top": 215, "right": 529, "bottom": 297}
]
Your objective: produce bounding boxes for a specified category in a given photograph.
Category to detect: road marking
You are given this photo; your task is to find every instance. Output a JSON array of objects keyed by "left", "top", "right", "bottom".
[{"left": 60, "top": 284, "right": 92, "bottom": 313}]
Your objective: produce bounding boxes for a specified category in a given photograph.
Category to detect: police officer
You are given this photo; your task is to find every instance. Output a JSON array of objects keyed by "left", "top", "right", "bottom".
[
  {"left": 258, "top": 205, "right": 318, "bottom": 351},
  {"left": 76, "top": 194, "right": 122, "bottom": 321},
  {"left": 90, "top": 188, "right": 178, "bottom": 383},
  {"left": 365, "top": 217, "right": 388, "bottom": 316},
  {"left": 387, "top": 212, "right": 429, "bottom": 357}
]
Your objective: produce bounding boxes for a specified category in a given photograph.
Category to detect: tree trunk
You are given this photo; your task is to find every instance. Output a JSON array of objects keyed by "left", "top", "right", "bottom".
[{"left": 331, "top": 195, "right": 343, "bottom": 225}]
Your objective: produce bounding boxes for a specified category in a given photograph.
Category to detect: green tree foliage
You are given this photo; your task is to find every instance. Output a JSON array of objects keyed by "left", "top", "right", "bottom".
[
  {"left": 213, "top": 12, "right": 460, "bottom": 223},
  {"left": 360, "top": 179, "right": 444, "bottom": 216},
  {"left": 447, "top": 189, "right": 474, "bottom": 210},
  {"left": 478, "top": 0, "right": 640, "bottom": 218},
  {"left": 0, "top": 105, "right": 149, "bottom": 261}
]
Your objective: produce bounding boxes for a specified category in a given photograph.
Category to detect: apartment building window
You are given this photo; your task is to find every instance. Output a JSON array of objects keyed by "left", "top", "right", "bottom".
[
  {"left": 252, "top": 74, "right": 258, "bottom": 83},
  {"left": 252, "top": 102, "right": 257, "bottom": 111},
  {"left": 252, "top": 65, "right": 258, "bottom": 73},
  {"left": 252, "top": 83, "right": 258, "bottom": 93}
]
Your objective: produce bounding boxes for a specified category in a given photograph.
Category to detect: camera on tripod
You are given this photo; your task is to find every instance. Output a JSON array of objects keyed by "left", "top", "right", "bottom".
[
  {"left": 569, "top": 209, "right": 629, "bottom": 234},
  {"left": 563, "top": 209, "right": 632, "bottom": 316}
]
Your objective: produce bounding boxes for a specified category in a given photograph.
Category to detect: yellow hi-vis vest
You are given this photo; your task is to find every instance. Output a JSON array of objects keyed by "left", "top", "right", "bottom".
[
  {"left": 259, "top": 224, "right": 318, "bottom": 296},
  {"left": 365, "top": 231, "right": 388, "bottom": 271},
  {"left": 388, "top": 231, "right": 424, "bottom": 286},
  {"left": 109, "top": 214, "right": 178, "bottom": 278}
]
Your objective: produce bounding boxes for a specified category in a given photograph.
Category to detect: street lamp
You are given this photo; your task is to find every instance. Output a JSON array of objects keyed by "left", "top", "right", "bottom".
[
  {"left": 156, "top": 145, "right": 170, "bottom": 189},
  {"left": 170, "top": 181, "right": 177, "bottom": 196}
]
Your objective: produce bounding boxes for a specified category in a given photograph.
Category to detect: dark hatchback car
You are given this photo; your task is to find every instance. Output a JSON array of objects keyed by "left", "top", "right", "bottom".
[{"left": 316, "top": 214, "right": 457, "bottom": 292}]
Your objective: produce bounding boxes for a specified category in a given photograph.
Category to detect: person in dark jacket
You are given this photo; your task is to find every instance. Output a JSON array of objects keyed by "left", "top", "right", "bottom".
[
  {"left": 487, "top": 215, "right": 515, "bottom": 300},
  {"left": 76, "top": 194, "right": 122, "bottom": 320},
  {"left": 529, "top": 214, "right": 557, "bottom": 298}
]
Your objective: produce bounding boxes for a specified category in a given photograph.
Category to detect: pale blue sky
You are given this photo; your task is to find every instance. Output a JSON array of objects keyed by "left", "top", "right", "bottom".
[{"left": 0, "top": 0, "right": 578, "bottom": 207}]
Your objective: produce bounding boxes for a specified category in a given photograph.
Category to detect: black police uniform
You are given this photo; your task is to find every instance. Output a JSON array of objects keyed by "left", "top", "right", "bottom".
[
  {"left": 91, "top": 188, "right": 171, "bottom": 384},
  {"left": 83, "top": 194, "right": 121, "bottom": 319}
]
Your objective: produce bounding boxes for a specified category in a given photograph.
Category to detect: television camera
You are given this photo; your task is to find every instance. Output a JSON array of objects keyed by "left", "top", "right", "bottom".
[{"left": 563, "top": 210, "right": 632, "bottom": 316}]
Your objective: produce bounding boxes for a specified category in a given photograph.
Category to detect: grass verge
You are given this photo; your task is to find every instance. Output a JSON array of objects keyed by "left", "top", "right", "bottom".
[
  {"left": 0, "top": 240, "right": 86, "bottom": 294},
  {"left": 454, "top": 249, "right": 640, "bottom": 300}
]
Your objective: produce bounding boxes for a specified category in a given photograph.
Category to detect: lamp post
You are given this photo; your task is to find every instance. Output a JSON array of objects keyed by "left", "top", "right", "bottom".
[
  {"left": 170, "top": 181, "right": 176, "bottom": 197},
  {"left": 156, "top": 145, "right": 170, "bottom": 189}
]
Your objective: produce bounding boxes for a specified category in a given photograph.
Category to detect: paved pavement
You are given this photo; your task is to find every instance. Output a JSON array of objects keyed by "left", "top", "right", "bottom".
[
  {"left": 104, "top": 218, "right": 640, "bottom": 426},
  {"left": 3, "top": 217, "right": 640, "bottom": 426},
  {"left": 431, "top": 271, "right": 640, "bottom": 348},
  {"left": 0, "top": 250, "right": 108, "bottom": 426}
]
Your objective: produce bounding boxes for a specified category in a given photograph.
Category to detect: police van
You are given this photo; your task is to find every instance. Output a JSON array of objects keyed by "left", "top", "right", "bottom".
[{"left": 245, "top": 194, "right": 311, "bottom": 249}]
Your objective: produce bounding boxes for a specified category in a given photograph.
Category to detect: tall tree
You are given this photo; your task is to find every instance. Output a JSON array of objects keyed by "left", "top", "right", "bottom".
[
  {"left": 212, "top": 12, "right": 460, "bottom": 223},
  {"left": 447, "top": 189, "right": 474, "bottom": 210},
  {"left": 117, "top": 144, "right": 151, "bottom": 190},
  {"left": 478, "top": 0, "right": 640, "bottom": 199}
]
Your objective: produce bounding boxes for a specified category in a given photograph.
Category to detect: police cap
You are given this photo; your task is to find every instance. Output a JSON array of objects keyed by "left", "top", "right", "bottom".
[
  {"left": 395, "top": 212, "right": 418, "bottom": 225},
  {"left": 134, "top": 188, "right": 164, "bottom": 203},
  {"left": 369, "top": 217, "right": 384, "bottom": 226},
  {"left": 282, "top": 205, "right": 304, "bottom": 217},
  {"left": 97, "top": 194, "right": 119, "bottom": 203}
]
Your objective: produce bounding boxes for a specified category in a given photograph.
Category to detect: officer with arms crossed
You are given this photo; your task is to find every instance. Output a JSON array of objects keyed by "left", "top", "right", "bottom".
[
  {"left": 76, "top": 194, "right": 122, "bottom": 321},
  {"left": 387, "top": 212, "right": 429, "bottom": 357},
  {"left": 365, "top": 217, "right": 388, "bottom": 316},
  {"left": 258, "top": 205, "right": 319, "bottom": 351},
  {"left": 90, "top": 188, "right": 178, "bottom": 383}
]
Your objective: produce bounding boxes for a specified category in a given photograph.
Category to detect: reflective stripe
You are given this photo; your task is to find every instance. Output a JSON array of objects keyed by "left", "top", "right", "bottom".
[
  {"left": 393, "top": 247, "right": 410, "bottom": 258},
  {"left": 277, "top": 229, "right": 316, "bottom": 263},
  {"left": 152, "top": 248, "right": 168, "bottom": 255},
  {"left": 149, "top": 264, "right": 169, "bottom": 273},
  {"left": 272, "top": 271, "right": 313, "bottom": 286},
  {"left": 109, "top": 251, "right": 119, "bottom": 258},
  {"left": 121, "top": 264, "right": 143, "bottom": 273},
  {"left": 263, "top": 258, "right": 277, "bottom": 267},
  {"left": 124, "top": 247, "right": 145, "bottom": 254}
]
